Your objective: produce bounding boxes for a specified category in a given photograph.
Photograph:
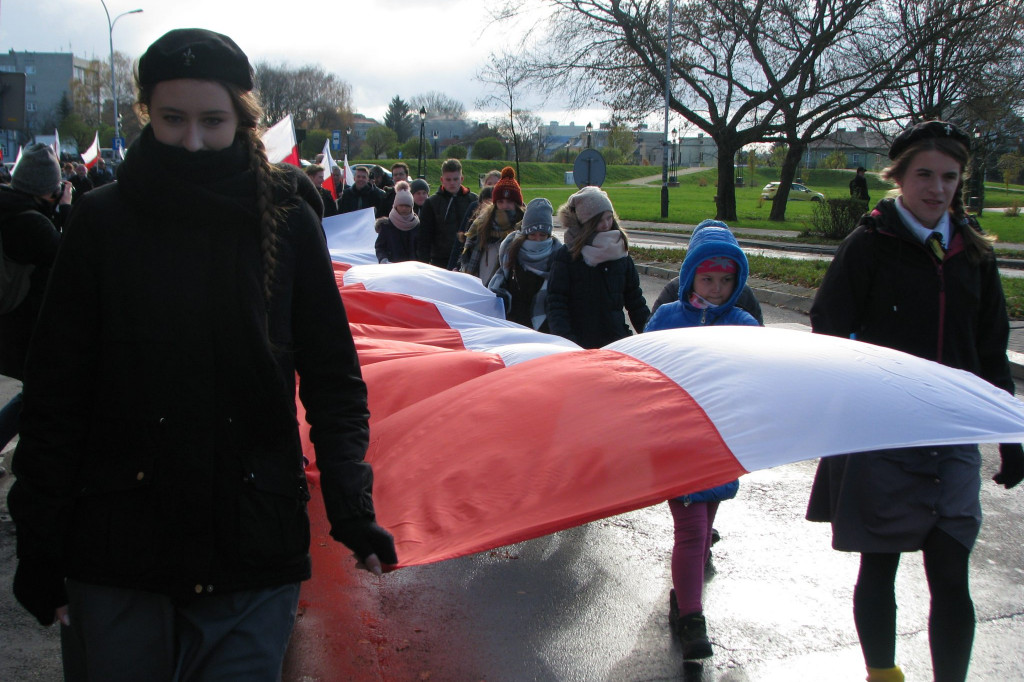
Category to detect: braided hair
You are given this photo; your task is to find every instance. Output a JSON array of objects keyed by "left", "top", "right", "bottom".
[{"left": 882, "top": 136, "right": 994, "bottom": 265}]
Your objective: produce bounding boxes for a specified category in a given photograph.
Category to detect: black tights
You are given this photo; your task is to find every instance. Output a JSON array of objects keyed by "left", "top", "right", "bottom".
[{"left": 853, "top": 528, "right": 975, "bottom": 682}]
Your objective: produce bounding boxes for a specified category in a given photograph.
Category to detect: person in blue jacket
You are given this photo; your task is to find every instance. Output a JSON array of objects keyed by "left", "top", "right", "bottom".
[{"left": 645, "top": 223, "right": 757, "bottom": 660}]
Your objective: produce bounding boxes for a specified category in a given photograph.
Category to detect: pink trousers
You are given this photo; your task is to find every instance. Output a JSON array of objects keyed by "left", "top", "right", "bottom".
[{"left": 668, "top": 499, "right": 719, "bottom": 615}]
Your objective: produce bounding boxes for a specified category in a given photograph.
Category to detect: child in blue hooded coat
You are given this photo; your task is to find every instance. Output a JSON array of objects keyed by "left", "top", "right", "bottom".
[{"left": 644, "top": 223, "right": 757, "bottom": 660}]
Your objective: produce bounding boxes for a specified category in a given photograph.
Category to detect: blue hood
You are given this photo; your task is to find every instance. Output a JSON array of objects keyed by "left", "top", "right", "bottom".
[{"left": 677, "top": 225, "right": 748, "bottom": 310}]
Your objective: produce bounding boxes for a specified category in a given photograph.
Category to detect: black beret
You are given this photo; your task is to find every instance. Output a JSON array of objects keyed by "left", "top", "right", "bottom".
[
  {"left": 889, "top": 120, "right": 970, "bottom": 160},
  {"left": 138, "top": 28, "right": 253, "bottom": 91}
]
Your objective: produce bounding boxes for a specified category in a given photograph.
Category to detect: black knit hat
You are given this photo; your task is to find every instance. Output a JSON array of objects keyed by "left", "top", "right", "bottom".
[
  {"left": 409, "top": 178, "right": 430, "bottom": 195},
  {"left": 138, "top": 28, "right": 253, "bottom": 91},
  {"left": 888, "top": 120, "right": 970, "bottom": 160},
  {"left": 12, "top": 143, "right": 61, "bottom": 196}
]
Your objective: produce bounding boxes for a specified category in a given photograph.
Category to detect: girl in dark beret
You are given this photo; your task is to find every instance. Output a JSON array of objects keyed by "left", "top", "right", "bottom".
[
  {"left": 807, "top": 120, "right": 1023, "bottom": 682},
  {"left": 7, "top": 28, "right": 395, "bottom": 680}
]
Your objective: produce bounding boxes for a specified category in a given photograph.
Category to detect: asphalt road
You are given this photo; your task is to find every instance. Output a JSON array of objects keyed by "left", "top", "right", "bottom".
[{"left": 2, "top": 273, "right": 1022, "bottom": 681}]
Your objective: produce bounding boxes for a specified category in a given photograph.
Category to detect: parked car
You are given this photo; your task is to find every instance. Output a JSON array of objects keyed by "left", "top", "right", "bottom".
[{"left": 761, "top": 182, "right": 825, "bottom": 202}]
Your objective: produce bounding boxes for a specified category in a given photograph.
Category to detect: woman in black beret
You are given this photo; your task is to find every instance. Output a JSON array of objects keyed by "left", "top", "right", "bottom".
[
  {"left": 806, "top": 120, "right": 1023, "bottom": 682},
  {"left": 7, "top": 28, "right": 396, "bottom": 680}
]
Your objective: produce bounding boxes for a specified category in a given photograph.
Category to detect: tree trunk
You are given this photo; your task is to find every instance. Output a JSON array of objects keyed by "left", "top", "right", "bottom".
[
  {"left": 715, "top": 138, "right": 740, "bottom": 222},
  {"left": 769, "top": 143, "right": 805, "bottom": 221}
]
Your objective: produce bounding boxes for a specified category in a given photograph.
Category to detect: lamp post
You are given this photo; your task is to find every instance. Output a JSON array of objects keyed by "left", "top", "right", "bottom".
[
  {"left": 100, "top": 1, "right": 142, "bottom": 159},
  {"left": 432, "top": 130, "right": 438, "bottom": 159},
  {"left": 661, "top": 0, "right": 674, "bottom": 218},
  {"left": 345, "top": 126, "right": 351, "bottom": 156},
  {"left": 418, "top": 107, "right": 426, "bottom": 178},
  {"left": 586, "top": 122, "right": 593, "bottom": 149}
]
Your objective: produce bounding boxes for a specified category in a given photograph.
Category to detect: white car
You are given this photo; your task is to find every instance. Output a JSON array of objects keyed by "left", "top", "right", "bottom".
[{"left": 761, "top": 182, "right": 825, "bottom": 202}]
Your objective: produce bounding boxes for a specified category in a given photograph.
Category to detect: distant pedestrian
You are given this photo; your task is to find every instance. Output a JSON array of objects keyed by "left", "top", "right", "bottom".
[
  {"left": 304, "top": 163, "right": 339, "bottom": 217},
  {"left": 378, "top": 162, "right": 411, "bottom": 218},
  {"left": 807, "top": 120, "right": 1023, "bottom": 682},
  {"left": 375, "top": 180, "right": 420, "bottom": 263},
  {"left": 409, "top": 177, "right": 430, "bottom": 216},
  {"left": 0, "top": 143, "right": 70, "bottom": 452},
  {"left": 7, "top": 28, "right": 395, "bottom": 681},
  {"left": 546, "top": 186, "right": 649, "bottom": 347},
  {"left": 488, "top": 197, "right": 560, "bottom": 330},
  {"left": 339, "top": 165, "right": 385, "bottom": 215},
  {"left": 88, "top": 158, "right": 114, "bottom": 188},
  {"left": 849, "top": 165, "right": 870, "bottom": 203},
  {"left": 644, "top": 222, "right": 757, "bottom": 660},
  {"left": 458, "top": 167, "right": 524, "bottom": 284},
  {"left": 417, "top": 158, "right": 478, "bottom": 268},
  {"left": 68, "top": 163, "right": 93, "bottom": 203}
]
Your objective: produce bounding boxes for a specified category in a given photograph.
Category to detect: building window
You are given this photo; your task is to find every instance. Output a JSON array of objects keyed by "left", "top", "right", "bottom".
[
  {"left": 27, "top": 84, "right": 36, "bottom": 94},
  {"left": 0, "top": 65, "right": 14, "bottom": 73},
  {"left": 25, "top": 65, "right": 35, "bottom": 75},
  {"left": 26, "top": 102, "right": 37, "bottom": 112}
]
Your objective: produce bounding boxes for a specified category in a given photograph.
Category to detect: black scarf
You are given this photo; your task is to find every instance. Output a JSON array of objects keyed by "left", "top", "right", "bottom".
[{"left": 116, "top": 125, "right": 299, "bottom": 437}]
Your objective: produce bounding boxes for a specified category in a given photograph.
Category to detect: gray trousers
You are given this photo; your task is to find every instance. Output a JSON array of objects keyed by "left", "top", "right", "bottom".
[{"left": 61, "top": 579, "right": 300, "bottom": 682}]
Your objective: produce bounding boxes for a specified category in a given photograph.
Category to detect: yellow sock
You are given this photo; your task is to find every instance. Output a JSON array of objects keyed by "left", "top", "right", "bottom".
[{"left": 866, "top": 666, "right": 904, "bottom": 682}]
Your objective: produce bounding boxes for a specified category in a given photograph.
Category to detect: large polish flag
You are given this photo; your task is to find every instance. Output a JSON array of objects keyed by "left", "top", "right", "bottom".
[
  {"left": 81, "top": 132, "right": 100, "bottom": 169},
  {"left": 295, "top": 226, "right": 1024, "bottom": 569},
  {"left": 262, "top": 115, "right": 300, "bottom": 166}
]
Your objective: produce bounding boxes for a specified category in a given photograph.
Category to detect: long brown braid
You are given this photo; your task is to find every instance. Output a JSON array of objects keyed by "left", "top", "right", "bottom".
[{"left": 883, "top": 137, "right": 994, "bottom": 265}]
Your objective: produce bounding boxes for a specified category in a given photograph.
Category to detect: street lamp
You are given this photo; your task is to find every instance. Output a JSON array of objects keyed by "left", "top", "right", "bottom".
[
  {"left": 586, "top": 122, "right": 593, "bottom": 149},
  {"left": 100, "top": 1, "right": 142, "bottom": 159},
  {"left": 345, "top": 126, "right": 351, "bottom": 156},
  {"left": 418, "top": 107, "right": 426, "bottom": 178},
  {"left": 432, "top": 130, "right": 438, "bottom": 159},
  {"left": 671, "top": 127, "right": 678, "bottom": 169}
]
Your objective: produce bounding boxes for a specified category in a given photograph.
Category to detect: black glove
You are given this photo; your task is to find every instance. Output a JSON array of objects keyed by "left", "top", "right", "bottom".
[
  {"left": 331, "top": 518, "right": 398, "bottom": 565},
  {"left": 12, "top": 556, "right": 67, "bottom": 626},
  {"left": 994, "top": 443, "right": 1024, "bottom": 489}
]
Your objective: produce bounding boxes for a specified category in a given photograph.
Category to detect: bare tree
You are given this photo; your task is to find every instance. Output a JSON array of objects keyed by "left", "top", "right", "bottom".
[
  {"left": 508, "top": 0, "right": 1013, "bottom": 221},
  {"left": 476, "top": 52, "right": 528, "bottom": 180},
  {"left": 253, "top": 61, "right": 352, "bottom": 130},
  {"left": 409, "top": 91, "right": 467, "bottom": 120}
]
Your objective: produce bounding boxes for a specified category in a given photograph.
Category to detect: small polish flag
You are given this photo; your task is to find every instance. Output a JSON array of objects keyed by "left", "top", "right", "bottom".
[
  {"left": 320, "top": 138, "right": 339, "bottom": 200},
  {"left": 81, "top": 131, "right": 101, "bottom": 169},
  {"left": 261, "top": 115, "right": 300, "bottom": 166}
]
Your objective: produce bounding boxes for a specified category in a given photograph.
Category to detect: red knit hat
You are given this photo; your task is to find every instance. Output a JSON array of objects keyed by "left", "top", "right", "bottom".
[
  {"left": 491, "top": 166, "right": 523, "bottom": 205},
  {"left": 696, "top": 256, "right": 738, "bottom": 274}
]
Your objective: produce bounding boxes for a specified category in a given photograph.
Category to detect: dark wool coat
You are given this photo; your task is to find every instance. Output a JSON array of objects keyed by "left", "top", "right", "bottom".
[
  {"left": 374, "top": 216, "right": 421, "bottom": 263},
  {"left": 338, "top": 182, "right": 384, "bottom": 215},
  {"left": 806, "top": 199, "right": 1011, "bottom": 552},
  {"left": 546, "top": 244, "right": 650, "bottom": 349},
  {"left": 417, "top": 185, "right": 478, "bottom": 268},
  {"left": 0, "top": 187, "right": 61, "bottom": 380},
  {"left": 8, "top": 128, "right": 374, "bottom": 625}
]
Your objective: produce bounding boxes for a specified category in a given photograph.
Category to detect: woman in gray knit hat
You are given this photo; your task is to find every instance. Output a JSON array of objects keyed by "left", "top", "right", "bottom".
[{"left": 545, "top": 187, "right": 650, "bottom": 347}]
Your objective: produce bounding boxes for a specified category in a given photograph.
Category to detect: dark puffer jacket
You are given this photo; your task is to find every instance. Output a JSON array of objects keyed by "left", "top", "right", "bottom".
[
  {"left": 8, "top": 128, "right": 375, "bottom": 625},
  {"left": 546, "top": 243, "right": 650, "bottom": 348},
  {"left": 0, "top": 187, "right": 61, "bottom": 380}
]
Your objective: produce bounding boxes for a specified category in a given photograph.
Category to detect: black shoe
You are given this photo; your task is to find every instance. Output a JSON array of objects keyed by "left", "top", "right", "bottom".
[
  {"left": 710, "top": 528, "right": 721, "bottom": 545},
  {"left": 668, "top": 591, "right": 713, "bottom": 659},
  {"left": 677, "top": 612, "right": 713, "bottom": 660}
]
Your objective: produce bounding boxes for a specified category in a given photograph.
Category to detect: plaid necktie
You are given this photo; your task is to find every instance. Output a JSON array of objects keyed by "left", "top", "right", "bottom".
[{"left": 926, "top": 231, "right": 945, "bottom": 260}]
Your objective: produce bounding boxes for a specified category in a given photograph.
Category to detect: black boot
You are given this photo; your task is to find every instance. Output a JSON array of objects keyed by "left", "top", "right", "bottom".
[{"left": 668, "top": 590, "right": 713, "bottom": 659}]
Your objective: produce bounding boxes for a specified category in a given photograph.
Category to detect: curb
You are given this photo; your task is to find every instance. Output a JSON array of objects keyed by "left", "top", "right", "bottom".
[{"left": 636, "top": 263, "right": 1024, "bottom": 381}]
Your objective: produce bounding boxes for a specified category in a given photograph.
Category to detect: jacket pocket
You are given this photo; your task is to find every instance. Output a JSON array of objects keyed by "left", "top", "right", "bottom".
[{"left": 235, "top": 454, "right": 311, "bottom": 568}]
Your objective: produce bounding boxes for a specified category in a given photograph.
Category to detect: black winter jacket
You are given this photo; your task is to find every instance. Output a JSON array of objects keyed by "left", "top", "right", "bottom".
[
  {"left": 546, "top": 244, "right": 650, "bottom": 348},
  {"left": 810, "top": 199, "right": 1011, "bottom": 393},
  {"left": 338, "top": 182, "right": 384, "bottom": 215},
  {"left": 417, "top": 186, "right": 478, "bottom": 268},
  {"left": 8, "top": 128, "right": 374, "bottom": 624},
  {"left": 0, "top": 187, "right": 62, "bottom": 380}
]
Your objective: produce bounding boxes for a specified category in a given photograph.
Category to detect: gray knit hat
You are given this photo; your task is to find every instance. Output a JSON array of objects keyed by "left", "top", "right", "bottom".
[
  {"left": 521, "top": 198, "right": 553, "bottom": 236},
  {"left": 409, "top": 178, "right": 430, "bottom": 195},
  {"left": 568, "top": 186, "right": 614, "bottom": 224},
  {"left": 12, "top": 143, "right": 62, "bottom": 196}
]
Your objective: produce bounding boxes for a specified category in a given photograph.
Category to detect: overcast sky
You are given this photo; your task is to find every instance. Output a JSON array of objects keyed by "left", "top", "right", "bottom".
[{"left": 1, "top": 0, "right": 609, "bottom": 127}]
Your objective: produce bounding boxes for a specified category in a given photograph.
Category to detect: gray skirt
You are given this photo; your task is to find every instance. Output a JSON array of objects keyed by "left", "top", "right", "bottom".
[{"left": 806, "top": 444, "right": 982, "bottom": 553}]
